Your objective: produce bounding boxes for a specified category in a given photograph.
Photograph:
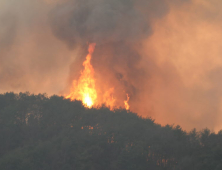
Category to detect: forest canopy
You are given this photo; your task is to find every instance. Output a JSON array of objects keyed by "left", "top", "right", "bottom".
[{"left": 0, "top": 92, "right": 222, "bottom": 170}]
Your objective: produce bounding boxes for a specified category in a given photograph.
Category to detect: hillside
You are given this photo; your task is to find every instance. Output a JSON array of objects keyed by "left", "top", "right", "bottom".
[{"left": 0, "top": 92, "right": 222, "bottom": 170}]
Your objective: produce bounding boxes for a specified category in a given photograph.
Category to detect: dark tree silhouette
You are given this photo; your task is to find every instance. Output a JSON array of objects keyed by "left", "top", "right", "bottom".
[{"left": 0, "top": 92, "right": 221, "bottom": 170}]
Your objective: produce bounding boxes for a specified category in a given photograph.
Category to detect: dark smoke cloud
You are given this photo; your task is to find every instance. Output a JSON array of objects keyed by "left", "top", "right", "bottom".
[{"left": 49, "top": 0, "right": 180, "bottom": 46}]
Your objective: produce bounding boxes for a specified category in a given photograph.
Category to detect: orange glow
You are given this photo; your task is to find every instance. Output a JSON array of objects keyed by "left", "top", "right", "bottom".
[
  {"left": 66, "top": 43, "right": 130, "bottom": 110},
  {"left": 103, "top": 87, "right": 116, "bottom": 110},
  {"left": 124, "top": 94, "right": 130, "bottom": 110}
]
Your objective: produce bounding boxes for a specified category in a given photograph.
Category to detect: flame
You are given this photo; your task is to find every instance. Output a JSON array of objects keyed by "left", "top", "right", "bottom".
[
  {"left": 124, "top": 94, "right": 130, "bottom": 110},
  {"left": 66, "top": 43, "right": 130, "bottom": 110},
  {"left": 66, "top": 43, "right": 97, "bottom": 108},
  {"left": 103, "top": 87, "right": 116, "bottom": 110}
]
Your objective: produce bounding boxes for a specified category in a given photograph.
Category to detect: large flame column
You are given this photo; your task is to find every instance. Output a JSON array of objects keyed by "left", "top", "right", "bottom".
[{"left": 66, "top": 43, "right": 97, "bottom": 108}]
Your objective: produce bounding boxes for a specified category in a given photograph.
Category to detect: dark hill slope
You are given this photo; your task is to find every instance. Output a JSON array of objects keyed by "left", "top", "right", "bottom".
[{"left": 0, "top": 92, "right": 222, "bottom": 170}]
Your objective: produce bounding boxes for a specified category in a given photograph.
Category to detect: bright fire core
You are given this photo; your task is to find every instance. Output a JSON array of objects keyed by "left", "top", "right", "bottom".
[{"left": 66, "top": 43, "right": 130, "bottom": 110}]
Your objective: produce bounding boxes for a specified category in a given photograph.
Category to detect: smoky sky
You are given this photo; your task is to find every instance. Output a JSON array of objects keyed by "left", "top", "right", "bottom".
[
  {"left": 2, "top": 0, "right": 222, "bottom": 132},
  {"left": 49, "top": 0, "right": 188, "bottom": 113},
  {"left": 49, "top": 0, "right": 175, "bottom": 46}
]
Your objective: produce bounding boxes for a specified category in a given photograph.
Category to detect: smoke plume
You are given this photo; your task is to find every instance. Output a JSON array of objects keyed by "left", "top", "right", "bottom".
[{"left": 1, "top": 0, "right": 222, "bottom": 132}]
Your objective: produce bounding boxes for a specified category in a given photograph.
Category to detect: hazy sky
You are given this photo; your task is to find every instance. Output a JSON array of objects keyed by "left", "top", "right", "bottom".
[{"left": 1, "top": 0, "right": 222, "bottom": 132}]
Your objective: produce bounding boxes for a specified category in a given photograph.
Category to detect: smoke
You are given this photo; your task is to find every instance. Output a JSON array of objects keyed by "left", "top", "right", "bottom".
[
  {"left": 142, "top": 0, "right": 222, "bottom": 131},
  {"left": 50, "top": 0, "right": 164, "bottom": 45},
  {"left": 49, "top": 0, "right": 189, "bottom": 126},
  {"left": 0, "top": 0, "right": 74, "bottom": 94},
  {"left": 49, "top": 0, "right": 187, "bottom": 108},
  {"left": 1, "top": 0, "right": 222, "bottom": 132}
]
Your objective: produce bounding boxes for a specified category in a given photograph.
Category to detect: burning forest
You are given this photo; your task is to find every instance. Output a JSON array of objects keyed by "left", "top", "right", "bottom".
[
  {"left": 1, "top": 0, "right": 222, "bottom": 132},
  {"left": 1, "top": 0, "right": 222, "bottom": 169}
]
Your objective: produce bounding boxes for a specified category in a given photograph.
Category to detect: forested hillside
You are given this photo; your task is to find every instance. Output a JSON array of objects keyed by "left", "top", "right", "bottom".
[{"left": 0, "top": 92, "right": 222, "bottom": 170}]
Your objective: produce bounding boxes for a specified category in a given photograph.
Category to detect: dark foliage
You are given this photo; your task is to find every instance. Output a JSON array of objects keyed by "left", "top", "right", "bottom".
[{"left": 0, "top": 92, "right": 221, "bottom": 170}]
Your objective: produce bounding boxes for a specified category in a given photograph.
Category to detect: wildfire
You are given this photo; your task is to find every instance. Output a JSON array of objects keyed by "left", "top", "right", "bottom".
[
  {"left": 66, "top": 43, "right": 130, "bottom": 110},
  {"left": 66, "top": 43, "right": 97, "bottom": 108}
]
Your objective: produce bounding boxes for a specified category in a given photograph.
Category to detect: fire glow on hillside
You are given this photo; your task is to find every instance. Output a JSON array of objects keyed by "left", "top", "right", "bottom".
[
  {"left": 65, "top": 43, "right": 130, "bottom": 110},
  {"left": 3, "top": 0, "right": 222, "bottom": 131}
]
